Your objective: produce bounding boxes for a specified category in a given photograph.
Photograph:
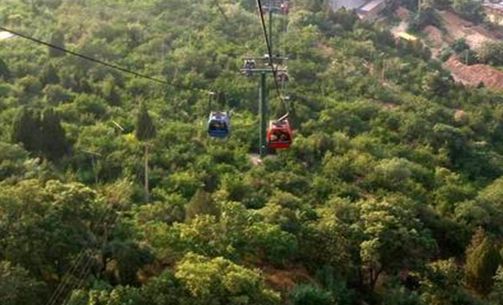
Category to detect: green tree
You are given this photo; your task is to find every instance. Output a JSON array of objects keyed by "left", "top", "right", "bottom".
[
  {"left": 489, "top": 266, "right": 503, "bottom": 305},
  {"left": 135, "top": 102, "right": 157, "bottom": 202},
  {"left": 301, "top": 197, "right": 356, "bottom": 275},
  {"left": 0, "top": 57, "right": 11, "bottom": 80},
  {"left": 175, "top": 253, "right": 280, "bottom": 305},
  {"left": 48, "top": 31, "right": 65, "bottom": 57},
  {"left": 464, "top": 228, "right": 501, "bottom": 295},
  {"left": 382, "top": 285, "right": 422, "bottom": 305},
  {"left": 0, "top": 180, "right": 101, "bottom": 280},
  {"left": 102, "top": 77, "right": 121, "bottom": 106},
  {"left": 420, "top": 258, "right": 482, "bottom": 305},
  {"left": 421, "top": 71, "right": 451, "bottom": 97},
  {"left": 185, "top": 189, "right": 218, "bottom": 221},
  {"left": 478, "top": 177, "right": 503, "bottom": 209},
  {"left": 433, "top": 167, "right": 476, "bottom": 215},
  {"left": 141, "top": 271, "right": 185, "bottom": 305},
  {"left": 17, "top": 75, "right": 43, "bottom": 97},
  {"left": 11, "top": 107, "right": 41, "bottom": 154},
  {"left": 359, "top": 197, "right": 436, "bottom": 290},
  {"left": 43, "top": 84, "right": 72, "bottom": 105},
  {"left": 66, "top": 286, "right": 146, "bottom": 305},
  {"left": 0, "top": 261, "right": 47, "bottom": 305},
  {"left": 290, "top": 284, "right": 333, "bottom": 305},
  {"left": 452, "top": 38, "right": 470, "bottom": 54},
  {"left": 452, "top": 0, "right": 485, "bottom": 23},
  {"left": 478, "top": 41, "right": 503, "bottom": 66},
  {"left": 408, "top": 7, "right": 441, "bottom": 31},
  {"left": 103, "top": 240, "right": 154, "bottom": 286},
  {"left": 0, "top": 142, "right": 30, "bottom": 181},
  {"left": 40, "top": 108, "right": 70, "bottom": 161},
  {"left": 40, "top": 63, "right": 60, "bottom": 85},
  {"left": 247, "top": 222, "right": 298, "bottom": 265}
]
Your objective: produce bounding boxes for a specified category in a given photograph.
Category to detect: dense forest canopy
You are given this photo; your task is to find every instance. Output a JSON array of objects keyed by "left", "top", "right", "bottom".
[{"left": 1, "top": 0, "right": 503, "bottom": 304}]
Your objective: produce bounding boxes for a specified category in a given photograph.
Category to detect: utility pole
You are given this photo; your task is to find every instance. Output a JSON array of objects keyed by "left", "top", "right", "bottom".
[
  {"left": 241, "top": 58, "right": 287, "bottom": 158},
  {"left": 82, "top": 150, "right": 102, "bottom": 184},
  {"left": 269, "top": 8, "right": 274, "bottom": 55},
  {"left": 381, "top": 53, "right": 386, "bottom": 83},
  {"left": 259, "top": 72, "right": 268, "bottom": 158},
  {"left": 144, "top": 144, "right": 150, "bottom": 202}
]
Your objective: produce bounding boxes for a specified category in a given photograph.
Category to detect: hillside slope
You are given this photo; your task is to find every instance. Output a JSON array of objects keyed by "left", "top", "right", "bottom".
[{"left": 1, "top": 1, "right": 503, "bottom": 305}]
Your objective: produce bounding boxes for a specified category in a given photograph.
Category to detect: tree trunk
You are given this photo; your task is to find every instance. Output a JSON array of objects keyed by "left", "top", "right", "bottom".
[
  {"left": 144, "top": 144, "right": 150, "bottom": 202},
  {"left": 214, "top": 0, "right": 228, "bottom": 22},
  {"left": 92, "top": 155, "right": 98, "bottom": 184},
  {"left": 369, "top": 267, "right": 383, "bottom": 291}
]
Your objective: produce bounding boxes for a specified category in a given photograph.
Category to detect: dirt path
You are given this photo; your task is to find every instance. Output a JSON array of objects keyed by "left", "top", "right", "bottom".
[
  {"left": 391, "top": 20, "right": 408, "bottom": 36},
  {"left": 390, "top": 7, "right": 410, "bottom": 37},
  {"left": 423, "top": 25, "right": 445, "bottom": 57}
]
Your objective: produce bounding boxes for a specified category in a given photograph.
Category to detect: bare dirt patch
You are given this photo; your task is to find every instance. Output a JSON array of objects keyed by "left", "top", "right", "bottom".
[
  {"left": 454, "top": 109, "right": 468, "bottom": 123},
  {"left": 444, "top": 56, "right": 503, "bottom": 90},
  {"left": 390, "top": 7, "right": 410, "bottom": 38},
  {"left": 423, "top": 25, "right": 446, "bottom": 57},
  {"left": 317, "top": 43, "right": 335, "bottom": 59},
  {"left": 263, "top": 265, "right": 314, "bottom": 292},
  {"left": 381, "top": 102, "right": 399, "bottom": 110},
  {"left": 424, "top": 25, "right": 444, "bottom": 48},
  {"left": 395, "top": 6, "right": 410, "bottom": 20},
  {"left": 438, "top": 10, "right": 497, "bottom": 49}
]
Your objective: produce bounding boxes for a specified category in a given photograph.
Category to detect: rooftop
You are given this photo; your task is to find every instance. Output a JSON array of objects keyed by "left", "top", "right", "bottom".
[
  {"left": 484, "top": 3, "right": 503, "bottom": 13},
  {"left": 330, "top": 0, "right": 367, "bottom": 10},
  {"left": 397, "top": 32, "right": 418, "bottom": 41},
  {"left": 0, "top": 31, "right": 14, "bottom": 40},
  {"left": 359, "top": 0, "right": 385, "bottom": 12}
]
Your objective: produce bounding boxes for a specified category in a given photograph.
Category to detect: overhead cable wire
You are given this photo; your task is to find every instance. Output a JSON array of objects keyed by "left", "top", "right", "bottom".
[
  {"left": 213, "top": 0, "right": 229, "bottom": 22},
  {"left": 61, "top": 211, "right": 120, "bottom": 305},
  {"left": 45, "top": 209, "right": 114, "bottom": 305},
  {"left": 45, "top": 252, "right": 87, "bottom": 305},
  {"left": 45, "top": 207, "right": 113, "bottom": 305},
  {"left": 255, "top": 0, "right": 290, "bottom": 114},
  {"left": 0, "top": 26, "right": 168, "bottom": 85},
  {"left": 0, "top": 26, "right": 235, "bottom": 99}
]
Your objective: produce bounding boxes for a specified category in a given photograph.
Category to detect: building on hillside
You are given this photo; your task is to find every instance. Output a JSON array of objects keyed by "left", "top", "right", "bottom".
[
  {"left": 330, "top": 0, "right": 367, "bottom": 11},
  {"left": 329, "top": 0, "right": 386, "bottom": 21},
  {"left": 397, "top": 32, "right": 418, "bottom": 43},
  {"left": 396, "top": 32, "right": 421, "bottom": 48},
  {"left": 356, "top": 0, "right": 387, "bottom": 20},
  {"left": 483, "top": 2, "right": 503, "bottom": 26}
]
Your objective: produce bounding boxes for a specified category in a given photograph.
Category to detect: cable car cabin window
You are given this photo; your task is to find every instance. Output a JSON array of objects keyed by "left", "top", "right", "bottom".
[
  {"left": 270, "top": 130, "right": 290, "bottom": 142},
  {"left": 277, "top": 72, "right": 289, "bottom": 83},
  {"left": 209, "top": 121, "right": 227, "bottom": 131}
]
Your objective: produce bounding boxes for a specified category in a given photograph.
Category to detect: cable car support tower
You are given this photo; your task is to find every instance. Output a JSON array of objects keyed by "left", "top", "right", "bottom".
[{"left": 242, "top": 0, "right": 290, "bottom": 159}]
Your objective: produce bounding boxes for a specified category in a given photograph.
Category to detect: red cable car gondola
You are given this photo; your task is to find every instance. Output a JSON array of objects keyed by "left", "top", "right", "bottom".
[
  {"left": 280, "top": 1, "right": 289, "bottom": 14},
  {"left": 267, "top": 118, "right": 293, "bottom": 149}
]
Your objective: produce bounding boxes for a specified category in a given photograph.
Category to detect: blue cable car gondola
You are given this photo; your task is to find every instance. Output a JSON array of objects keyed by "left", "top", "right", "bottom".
[{"left": 207, "top": 111, "right": 230, "bottom": 138}]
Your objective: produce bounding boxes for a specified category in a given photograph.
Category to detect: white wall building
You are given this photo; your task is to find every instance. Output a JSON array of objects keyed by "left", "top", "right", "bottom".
[{"left": 329, "top": 0, "right": 386, "bottom": 21}]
